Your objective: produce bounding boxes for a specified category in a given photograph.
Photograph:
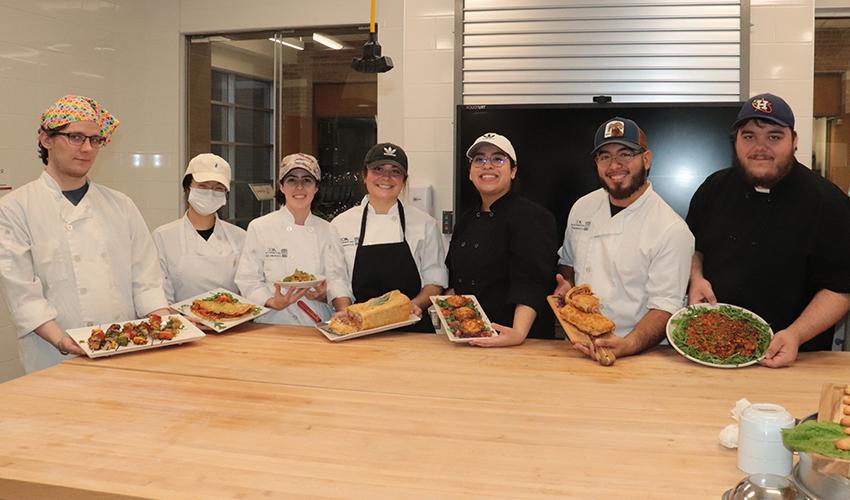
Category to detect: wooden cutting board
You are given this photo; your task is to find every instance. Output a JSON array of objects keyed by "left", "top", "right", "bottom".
[
  {"left": 818, "top": 382, "right": 850, "bottom": 423},
  {"left": 547, "top": 295, "right": 615, "bottom": 366}
]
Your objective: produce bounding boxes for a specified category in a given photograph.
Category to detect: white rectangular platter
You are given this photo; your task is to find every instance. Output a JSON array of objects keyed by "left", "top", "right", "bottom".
[
  {"left": 429, "top": 295, "right": 498, "bottom": 343},
  {"left": 171, "top": 288, "right": 269, "bottom": 333},
  {"left": 315, "top": 314, "right": 421, "bottom": 342},
  {"left": 67, "top": 315, "right": 205, "bottom": 358}
]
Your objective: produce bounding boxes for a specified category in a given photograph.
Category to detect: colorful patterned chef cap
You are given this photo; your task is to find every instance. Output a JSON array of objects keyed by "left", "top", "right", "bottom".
[{"left": 40, "top": 95, "right": 119, "bottom": 144}]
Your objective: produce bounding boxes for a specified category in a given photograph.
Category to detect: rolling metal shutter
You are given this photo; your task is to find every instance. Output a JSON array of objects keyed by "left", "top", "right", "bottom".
[{"left": 460, "top": 0, "right": 745, "bottom": 104}]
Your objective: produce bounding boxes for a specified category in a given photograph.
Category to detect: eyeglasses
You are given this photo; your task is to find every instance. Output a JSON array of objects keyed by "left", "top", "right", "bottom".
[
  {"left": 594, "top": 149, "right": 644, "bottom": 166},
  {"left": 367, "top": 165, "right": 405, "bottom": 179},
  {"left": 282, "top": 176, "right": 317, "bottom": 188},
  {"left": 53, "top": 132, "right": 107, "bottom": 148},
  {"left": 470, "top": 154, "right": 509, "bottom": 168}
]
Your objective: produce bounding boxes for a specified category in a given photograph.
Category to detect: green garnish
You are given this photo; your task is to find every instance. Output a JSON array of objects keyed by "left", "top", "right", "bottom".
[
  {"left": 782, "top": 421, "right": 850, "bottom": 459},
  {"left": 668, "top": 305, "right": 772, "bottom": 365}
]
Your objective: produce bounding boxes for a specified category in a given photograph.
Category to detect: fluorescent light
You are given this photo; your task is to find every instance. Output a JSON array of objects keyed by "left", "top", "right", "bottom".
[
  {"left": 312, "top": 32, "right": 344, "bottom": 50},
  {"left": 268, "top": 37, "right": 304, "bottom": 51}
]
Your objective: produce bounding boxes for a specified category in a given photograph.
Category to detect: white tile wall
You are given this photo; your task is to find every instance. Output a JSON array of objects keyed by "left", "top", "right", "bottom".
[{"left": 749, "top": 1, "right": 815, "bottom": 164}]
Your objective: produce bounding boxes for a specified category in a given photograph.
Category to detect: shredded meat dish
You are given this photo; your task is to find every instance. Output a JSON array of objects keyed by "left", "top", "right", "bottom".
[{"left": 685, "top": 311, "right": 760, "bottom": 358}]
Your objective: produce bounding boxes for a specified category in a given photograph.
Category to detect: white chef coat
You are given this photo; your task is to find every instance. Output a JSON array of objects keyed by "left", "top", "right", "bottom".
[
  {"left": 235, "top": 205, "right": 351, "bottom": 326},
  {"left": 557, "top": 183, "right": 694, "bottom": 336},
  {"left": 330, "top": 196, "right": 448, "bottom": 289},
  {"left": 0, "top": 172, "right": 168, "bottom": 373},
  {"left": 152, "top": 213, "right": 246, "bottom": 303}
]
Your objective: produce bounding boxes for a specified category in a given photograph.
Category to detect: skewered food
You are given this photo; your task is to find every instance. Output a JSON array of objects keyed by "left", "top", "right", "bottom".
[
  {"left": 328, "top": 290, "right": 411, "bottom": 334},
  {"left": 85, "top": 315, "right": 183, "bottom": 352}
]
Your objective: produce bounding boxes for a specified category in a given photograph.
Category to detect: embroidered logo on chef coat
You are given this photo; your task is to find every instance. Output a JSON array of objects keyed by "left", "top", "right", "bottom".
[
  {"left": 265, "top": 247, "right": 288, "bottom": 258},
  {"left": 383, "top": 146, "right": 397, "bottom": 157},
  {"left": 340, "top": 236, "right": 360, "bottom": 247},
  {"left": 570, "top": 219, "right": 591, "bottom": 231}
]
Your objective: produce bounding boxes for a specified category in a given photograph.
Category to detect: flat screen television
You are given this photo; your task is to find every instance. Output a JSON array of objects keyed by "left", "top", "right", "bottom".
[{"left": 455, "top": 103, "right": 742, "bottom": 237}]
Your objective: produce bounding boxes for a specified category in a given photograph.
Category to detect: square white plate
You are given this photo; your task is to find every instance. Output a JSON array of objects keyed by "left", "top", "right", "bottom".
[
  {"left": 429, "top": 295, "right": 497, "bottom": 343},
  {"left": 67, "top": 315, "right": 205, "bottom": 358},
  {"left": 171, "top": 288, "right": 269, "bottom": 333},
  {"left": 315, "top": 314, "right": 421, "bottom": 342}
]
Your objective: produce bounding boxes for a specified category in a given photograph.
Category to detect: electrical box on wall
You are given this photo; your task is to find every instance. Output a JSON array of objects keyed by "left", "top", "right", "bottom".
[{"left": 409, "top": 185, "right": 433, "bottom": 215}]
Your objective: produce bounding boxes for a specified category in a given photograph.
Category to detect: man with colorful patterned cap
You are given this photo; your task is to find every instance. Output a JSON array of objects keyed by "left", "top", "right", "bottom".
[
  {"left": 687, "top": 93, "right": 850, "bottom": 367},
  {"left": 555, "top": 117, "right": 694, "bottom": 362},
  {"left": 0, "top": 95, "right": 170, "bottom": 374}
]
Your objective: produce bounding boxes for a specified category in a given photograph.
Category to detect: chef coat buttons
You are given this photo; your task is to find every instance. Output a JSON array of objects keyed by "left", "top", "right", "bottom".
[
  {"left": 488, "top": 213, "right": 494, "bottom": 218},
  {"left": 86, "top": 322, "right": 94, "bottom": 327},
  {"left": 473, "top": 243, "right": 479, "bottom": 249},
  {"left": 460, "top": 241, "right": 466, "bottom": 248},
  {"left": 286, "top": 226, "right": 293, "bottom": 232},
  {"left": 307, "top": 227, "right": 315, "bottom": 233},
  {"left": 457, "top": 278, "right": 463, "bottom": 284},
  {"left": 65, "top": 224, "right": 72, "bottom": 231},
  {"left": 73, "top": 255, "right": 82, "bottom": 262},
  {"left": 470, "top": 279, "right": 476, "bottom": 286},
  {"left": 475, "top": 212, "right": 481, "bottom": 219}
]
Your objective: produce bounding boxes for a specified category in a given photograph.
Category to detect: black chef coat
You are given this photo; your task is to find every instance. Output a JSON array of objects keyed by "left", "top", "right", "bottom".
[
  {"left": 446, "top": 190, "right": 558, "bottom": 339},
  {"left": 686, "top": 162, "right": 850, "bottom": 351}
]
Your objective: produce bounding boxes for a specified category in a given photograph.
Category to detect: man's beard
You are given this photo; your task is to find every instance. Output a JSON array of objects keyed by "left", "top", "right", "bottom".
[
  {"left": 733, "top": 151, "right": 795, "bottom": 188},
  {"left": 600, "top": 162, "right": 648, "bottom": 200}
]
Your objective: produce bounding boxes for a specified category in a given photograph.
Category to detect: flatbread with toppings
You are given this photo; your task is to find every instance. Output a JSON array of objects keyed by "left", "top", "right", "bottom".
[{"left": 191, "top": 292, "right": 258, "bottom": 320}]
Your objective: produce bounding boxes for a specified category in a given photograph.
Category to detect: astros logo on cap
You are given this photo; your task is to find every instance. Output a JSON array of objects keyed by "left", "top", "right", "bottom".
[
  {"left": 752, "top": 98, "right": 772, "bottom": 113},
  {"left": 383, "top": 146, "right": 397, "bottom": 157}
]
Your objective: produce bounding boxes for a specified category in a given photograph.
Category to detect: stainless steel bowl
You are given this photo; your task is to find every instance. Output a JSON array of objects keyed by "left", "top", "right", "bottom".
[{"left": 723, "top": 473, "right": 802, "bottom": 500}]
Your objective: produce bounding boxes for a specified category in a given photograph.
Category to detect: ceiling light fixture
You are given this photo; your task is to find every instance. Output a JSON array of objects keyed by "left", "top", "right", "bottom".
[
  {"left": 268, "top": 37, "right": 304, "bottom": 50},
  {"left": 312, "top": 33, "right": 344, "bottom": 50}
]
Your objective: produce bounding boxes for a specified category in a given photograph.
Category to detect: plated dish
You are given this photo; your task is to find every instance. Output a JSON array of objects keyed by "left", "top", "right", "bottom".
[
  {"left": 316, "top": 314, "right": 421, "bottom": 342},
  {"left": 430, "top": 295, "right": 496, "bottom": 343},
  {"left": 278, "top": 269, "right": 325, "bottom": 289},
  {"left": 171, "top": 288, "right": 269, "bottom": 332},
  {"left": 666, "top": 303, "right": 773, "bottom": 368},
  {"left": 67, "top": 314, "right": 205, "bottom": 358}
]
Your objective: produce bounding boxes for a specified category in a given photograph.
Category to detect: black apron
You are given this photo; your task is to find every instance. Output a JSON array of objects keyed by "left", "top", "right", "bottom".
[{"left": 351, "top": 201, "right": 433, "bottom": 332}]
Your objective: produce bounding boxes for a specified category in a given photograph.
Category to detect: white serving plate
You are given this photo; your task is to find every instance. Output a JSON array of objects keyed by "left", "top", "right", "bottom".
[
  {"left": 316, "top": 314, "right": 421, "bottom": 342},
  {"left": 67, "top": 315, "right": 205, "bottom": 358},
  {"left": 429, "top": 295, "right": 498, "bottom": 343},
  {"left": 665, "top": 303, "right": 774, "bottom": 369},
  {"left": 277, "top": 275, "right": 325, "bottom": 289},
  {"left": 171, "top": 288, "right": 269, "bottom": 333}
]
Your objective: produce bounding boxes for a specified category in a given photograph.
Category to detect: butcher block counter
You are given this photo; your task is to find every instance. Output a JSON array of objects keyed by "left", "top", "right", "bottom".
[{"left": 0, "top": 324, "right": 848, "bottom": 499}]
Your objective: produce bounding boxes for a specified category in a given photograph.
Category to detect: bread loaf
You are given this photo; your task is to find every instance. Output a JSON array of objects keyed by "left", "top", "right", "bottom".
[{"left": 328, "top": 290, "right": 411, "bottom": 334}]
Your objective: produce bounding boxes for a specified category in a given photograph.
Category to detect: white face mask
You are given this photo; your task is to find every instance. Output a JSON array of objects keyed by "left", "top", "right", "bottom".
[{"left": 188, "top": 188, "right": 226, "bottom": 216}]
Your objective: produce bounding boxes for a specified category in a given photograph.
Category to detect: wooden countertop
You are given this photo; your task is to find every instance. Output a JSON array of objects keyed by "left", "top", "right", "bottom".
[{"left": 0, "top": 324, "right": 848, "bottom": 499}]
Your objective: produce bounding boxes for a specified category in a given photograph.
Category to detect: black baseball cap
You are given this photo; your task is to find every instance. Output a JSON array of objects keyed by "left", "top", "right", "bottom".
[
  {"left": 364, "top": 142, "right": 408, "bottom": 173},
  {"left": 733, "top": 93, "right": 795, "bottom": 130},
  {"left": 591, "top": 117, "right": 648, "bottom": 156}
]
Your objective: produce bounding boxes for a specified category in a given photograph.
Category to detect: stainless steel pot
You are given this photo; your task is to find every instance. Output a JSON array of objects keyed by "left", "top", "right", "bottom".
[{"left": 794, "top": 451, "right": 850, "bottom": 499}]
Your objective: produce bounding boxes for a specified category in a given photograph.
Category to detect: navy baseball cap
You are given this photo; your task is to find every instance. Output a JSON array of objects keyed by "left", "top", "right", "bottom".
[
  {"left": 591, "top": 117, "right": 648, "bottom": 155},
  {"left": 733, "top": 93, "right": 795, "bottom": 130}
]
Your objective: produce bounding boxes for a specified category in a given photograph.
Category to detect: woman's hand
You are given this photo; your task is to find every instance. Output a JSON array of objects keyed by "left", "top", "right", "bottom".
[
  {"left": 265, "top": 282, "right": 308, "bottom": 311},
  {"left": 305, "top": 281, "right": 327, "bottom": 302},
  {"left": 468, "top": 322, "right": 527, "bottom": 347},
  {"left": 410, "top": 302, "right": 422, "bottom": 318}
]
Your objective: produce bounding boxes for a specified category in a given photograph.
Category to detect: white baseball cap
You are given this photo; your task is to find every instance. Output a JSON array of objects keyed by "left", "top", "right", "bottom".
[
  {"left": 184, "top": 153, "right": 232, "bottom": 190},
  {"left": 279, "top": 153, "right": 321, "bottom": 181},
  {"left": 466, "top": 132, "right": 517, "bottom": 163}
]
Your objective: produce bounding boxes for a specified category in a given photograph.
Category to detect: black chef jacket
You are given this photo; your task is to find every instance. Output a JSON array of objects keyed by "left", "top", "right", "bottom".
[
  {"left": 446, "top": 190, "right": 558, "bottom": 339},
  {"left": 686, "top": 162, "right": 850, "bottom": 351}
]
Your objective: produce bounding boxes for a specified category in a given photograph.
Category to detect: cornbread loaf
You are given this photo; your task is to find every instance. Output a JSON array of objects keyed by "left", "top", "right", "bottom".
[
  {"left": 348, "top": 290, "right": 411, "bottom": 330},
  {"left": 328, "top": 290, "right": 411, "bottom": 334}
]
